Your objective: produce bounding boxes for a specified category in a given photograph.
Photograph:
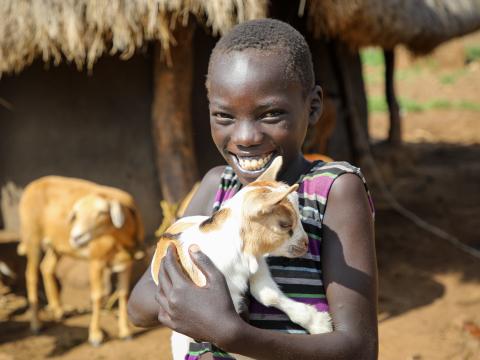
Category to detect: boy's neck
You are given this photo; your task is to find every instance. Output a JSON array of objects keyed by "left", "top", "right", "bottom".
[{"left": 277, "top": 154, "right": 311, "bottom": 185}]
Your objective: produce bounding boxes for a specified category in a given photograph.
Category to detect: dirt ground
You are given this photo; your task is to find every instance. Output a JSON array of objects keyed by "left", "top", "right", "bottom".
[{"left": 1, "top": 33, "right": 480, "bottom": 360}]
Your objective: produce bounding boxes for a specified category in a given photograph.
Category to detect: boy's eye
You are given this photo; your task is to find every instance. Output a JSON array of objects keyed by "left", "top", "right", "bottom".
[
  {"left": 213, "top": 112, "right": 234, "bottom": 125},
  {"left": 260, "top": 110, "right": 284, "bottom": 123}
]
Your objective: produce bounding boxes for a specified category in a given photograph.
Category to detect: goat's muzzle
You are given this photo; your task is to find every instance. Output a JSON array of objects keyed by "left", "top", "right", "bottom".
[
  {"left": 69, "top": 232, "right": 92, "bottom": 248},
  {"left": 288, "top": 237, "right": 309, "bottom": 257}
]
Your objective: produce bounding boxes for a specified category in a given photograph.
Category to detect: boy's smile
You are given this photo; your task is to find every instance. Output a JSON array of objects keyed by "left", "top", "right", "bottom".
[{"left": 208, "top": 49, "right": 320, "bottom": 185}]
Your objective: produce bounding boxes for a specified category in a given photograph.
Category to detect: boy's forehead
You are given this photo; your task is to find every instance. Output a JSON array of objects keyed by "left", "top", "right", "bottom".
[{"left": 208, "top": 50, "right": 299, "bottom": 94}]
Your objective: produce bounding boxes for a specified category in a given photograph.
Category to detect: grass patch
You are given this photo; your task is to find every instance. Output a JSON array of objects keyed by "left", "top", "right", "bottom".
[
  {"left": 466, "top": 45, "right": 480, "bottom": 63},
  {"left": 439, "top": 69, "right": 468, "bottom": 85},
  {"left": 368, "top": 96, "right": 480, "bottom": 113},
  {"left": 361, "top": 48, "right": 384, "bottom": 67}
]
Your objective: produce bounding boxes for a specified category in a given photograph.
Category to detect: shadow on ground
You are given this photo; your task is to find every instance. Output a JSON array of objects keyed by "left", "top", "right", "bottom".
[{"left": 372, "top": 141, "right": 480, "bottom": 321}]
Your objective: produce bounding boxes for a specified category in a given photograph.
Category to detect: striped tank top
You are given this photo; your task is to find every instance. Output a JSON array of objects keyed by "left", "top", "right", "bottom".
[{"left": 185, "top": 160, "right": 373, "bottom": 359}]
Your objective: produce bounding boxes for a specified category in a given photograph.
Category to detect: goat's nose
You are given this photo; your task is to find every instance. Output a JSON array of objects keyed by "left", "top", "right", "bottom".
[{"left": 302, "top": 236, "right": 309, "bottom": 249}]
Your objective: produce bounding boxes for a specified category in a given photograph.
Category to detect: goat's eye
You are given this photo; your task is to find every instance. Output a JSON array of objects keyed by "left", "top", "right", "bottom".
[{"left": 279, "top": 221, "right": 292, "bottom": 229}]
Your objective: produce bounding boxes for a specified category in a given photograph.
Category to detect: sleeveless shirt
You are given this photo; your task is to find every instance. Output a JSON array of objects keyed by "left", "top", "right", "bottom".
[{"left": 186, "top": 160, "right": 374, "bottom": 359}]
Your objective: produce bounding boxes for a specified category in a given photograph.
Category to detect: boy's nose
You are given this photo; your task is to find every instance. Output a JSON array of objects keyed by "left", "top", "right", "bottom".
[{"left": 232, "top": 121, "right": 263, "bottom": 147}]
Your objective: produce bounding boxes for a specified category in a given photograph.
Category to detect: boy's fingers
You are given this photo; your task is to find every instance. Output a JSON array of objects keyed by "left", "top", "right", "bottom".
[
  {"left": 155, "top": 284, "right": 171, "bottom": 314},
  {"left": 163, "top": 245, "right": 189, "bottom": 284},
  {"left": 188, "top": 244, "right": 222, "bottom": 283},
  {"left": 158, "top": 250, "right": 172, "bottom": 291},
  {"left": 157, "top": 305, "right": 174, "bottom": 328}
]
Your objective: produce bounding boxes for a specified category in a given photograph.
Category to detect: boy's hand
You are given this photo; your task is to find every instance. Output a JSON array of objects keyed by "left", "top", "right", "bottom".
[{"left": 156, "top": 244, "right": 242, "bottom": 345}]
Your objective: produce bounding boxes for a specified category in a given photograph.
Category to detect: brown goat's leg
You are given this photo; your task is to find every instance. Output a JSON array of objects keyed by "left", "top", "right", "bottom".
[
  {"left": 89, "top": 259, "right": 105, "bottom": 346},
  {"left": 40, "top": 248, "right": 63, "bottom": 320},
  {"left": 26, "top": 246, "right": 41, "bottom": 333},
  {"left": 117, "top": 263, "right": 132, "bottom": 340}
]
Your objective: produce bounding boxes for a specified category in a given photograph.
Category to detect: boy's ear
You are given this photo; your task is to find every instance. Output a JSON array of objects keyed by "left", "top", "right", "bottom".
[{"left": 308, "top": 85, "right": 323, "bottom": 126}]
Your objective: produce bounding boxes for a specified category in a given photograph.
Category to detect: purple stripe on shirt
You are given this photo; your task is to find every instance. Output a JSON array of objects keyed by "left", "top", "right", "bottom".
[
  {"left": 249, "top": 297, "right": 329, "bottom": 314},
  {"left": 299, "top": 175, "right": 335, "bottom": 199},
  {"left": 308, "top": 238, "right": 321, "bottom": 256}
]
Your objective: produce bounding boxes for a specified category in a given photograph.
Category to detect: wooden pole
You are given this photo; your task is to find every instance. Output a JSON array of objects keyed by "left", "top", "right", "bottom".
[
  {"left": 330, "top": 42, "right": 370, "bottom": 166},
  {"left": 385, "top": 49, "right": 402, "bottom": 146},
  {"left": 151, "top": 21, "right": 198, "bottom": 204}
]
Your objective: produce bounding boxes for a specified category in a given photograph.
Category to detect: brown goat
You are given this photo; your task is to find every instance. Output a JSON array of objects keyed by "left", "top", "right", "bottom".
[{"left": 18, "top": 176, "right": 144, "bottom": 346}]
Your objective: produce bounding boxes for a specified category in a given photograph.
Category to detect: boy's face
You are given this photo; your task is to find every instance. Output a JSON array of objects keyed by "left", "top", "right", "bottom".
[{"left": 208, "top": 49, "right": 315, "bottom": 184}]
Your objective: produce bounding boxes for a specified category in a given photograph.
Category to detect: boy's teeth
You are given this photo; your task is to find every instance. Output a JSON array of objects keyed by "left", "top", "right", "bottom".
[{"left": 237, "top": 153, "right": 273, "bottom": 171}]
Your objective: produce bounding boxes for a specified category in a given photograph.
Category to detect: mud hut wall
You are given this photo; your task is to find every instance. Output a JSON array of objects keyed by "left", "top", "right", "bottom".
[{"left": 0, "top": 53, "right": 162, "bottom": 237}]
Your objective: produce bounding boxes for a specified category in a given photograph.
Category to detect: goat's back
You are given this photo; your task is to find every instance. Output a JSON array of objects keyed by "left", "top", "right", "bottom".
[{"left": 19, "top": 176, "right": 140, "bottom": 253}]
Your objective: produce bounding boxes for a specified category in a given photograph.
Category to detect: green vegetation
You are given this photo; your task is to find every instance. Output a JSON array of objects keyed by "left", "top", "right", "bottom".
[
  {"left": 439, "top": 68, "right": 468, "bottom": 85},
  {"left": 360, "top": 48, "right": 384, "bottom": 67},
  {"left": 465, "top": 45, "right": 480, "bottom": 63},
  {"left": 368, "top": 96, "right": 480, "bottom": 114}
]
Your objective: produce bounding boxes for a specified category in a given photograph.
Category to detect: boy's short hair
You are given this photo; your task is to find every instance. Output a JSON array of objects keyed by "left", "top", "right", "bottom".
[{"left": 207, "top": 19, "right": 315, "bottom": 95}]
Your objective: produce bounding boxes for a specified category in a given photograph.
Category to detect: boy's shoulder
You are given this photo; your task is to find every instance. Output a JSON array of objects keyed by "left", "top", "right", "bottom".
[
  {"left": 305, "top": 160, "right": 362, "bottom": 179},
  {"left": 182, "top": 166, "right": 226, "bottom": 216}
]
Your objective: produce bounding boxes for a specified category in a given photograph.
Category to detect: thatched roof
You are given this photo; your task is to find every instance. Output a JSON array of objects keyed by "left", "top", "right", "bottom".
[
  {"left": 306, "top": 0, "right": 480, "bottom": 53},
  {"left": 2, "top": 0, "right": 480, "bottom": 76},
  {"left": 0, "top": 0, "right": 266, "bottom": 75}
]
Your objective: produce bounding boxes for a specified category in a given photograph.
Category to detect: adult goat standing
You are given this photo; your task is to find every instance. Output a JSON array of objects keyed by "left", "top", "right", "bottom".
[{"left": 18, "top": 176, "right": 144, "bottom": 346}]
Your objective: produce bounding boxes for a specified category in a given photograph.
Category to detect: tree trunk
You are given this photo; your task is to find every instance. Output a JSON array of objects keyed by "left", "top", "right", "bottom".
[
  {"left": 385, "top": 48, "right": 402, "bottom": 146},
  {"left": 151, "top": 21, "right": 198, "bottom": 204}
]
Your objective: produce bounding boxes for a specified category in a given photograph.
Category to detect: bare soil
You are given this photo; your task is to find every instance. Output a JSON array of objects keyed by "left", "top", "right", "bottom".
[{"left": 1, "top": 33, "right": 480, "bottom": 360}]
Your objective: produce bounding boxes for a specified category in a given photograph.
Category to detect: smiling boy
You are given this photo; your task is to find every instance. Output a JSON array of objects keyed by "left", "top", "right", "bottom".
[{"left": 128, "top": 19, "right": 377, "bottom": 360}]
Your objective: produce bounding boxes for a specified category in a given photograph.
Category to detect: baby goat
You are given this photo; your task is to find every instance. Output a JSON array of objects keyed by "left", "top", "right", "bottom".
[{"left": 151, "top": 157, "right": 332, "bottom": 360}]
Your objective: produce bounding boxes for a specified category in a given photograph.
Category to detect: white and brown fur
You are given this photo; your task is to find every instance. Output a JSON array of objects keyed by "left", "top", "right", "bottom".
[
  {"left": 18, "top": 176, "right": 144, "bottom": 346},
  {"left": 151, "top": 157, "right": 332, "bottom": 360}
]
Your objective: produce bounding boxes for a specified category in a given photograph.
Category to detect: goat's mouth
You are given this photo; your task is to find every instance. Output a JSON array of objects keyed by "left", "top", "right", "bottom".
[
  {"left": 69, "top": 233, "right": 92, "bottom": 248},
  {"left": 288, "top": 244, "right": 308, "bottom": 258},
  {"left": 230, "top": 152, "right": 277, "bottom": 174}
]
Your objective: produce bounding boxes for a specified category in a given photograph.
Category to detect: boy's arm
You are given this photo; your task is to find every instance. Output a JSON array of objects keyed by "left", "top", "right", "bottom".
[
  {"left": 127, "top": 166, "right": 225, "bottom": 328},
  {"left": 157, "top": 173, "right": 378, "bottom": 359}
]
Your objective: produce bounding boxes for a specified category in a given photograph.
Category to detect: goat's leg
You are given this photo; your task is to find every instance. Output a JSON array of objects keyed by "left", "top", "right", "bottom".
[
  {"left": 40, "top": 248, "right": 63, "bottom": 320},
  {"left": 89, "top": 259, "right": 105, "bottom": 346},
  {"left": 117, "top": 263, "right": 132, "bottom": 340},
  {"left": 26, "top": 246, "right": 41, "bottom": 333},
  {"left": 249, "top": 259, "right": 332, "bottom": 334}
]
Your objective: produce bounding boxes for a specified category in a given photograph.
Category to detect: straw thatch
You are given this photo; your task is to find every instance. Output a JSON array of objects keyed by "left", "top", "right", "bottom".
[
  {"left": 306, "top": 0, "right": 480, "bottom": 53},
  {"left": 0, "top": 0, "right": 267, "bottom": 75}
]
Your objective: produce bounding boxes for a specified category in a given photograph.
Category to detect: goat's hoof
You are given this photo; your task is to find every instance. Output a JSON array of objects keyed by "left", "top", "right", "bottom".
[
  {"left": 307, "top": 312, "right": 333, "bottom": 334},
  {"left": 30, "top": 325, "right": 42, "bottom": 334},
  {"left": 51, "top": 308, "right": 65, "bottom": 321},
  {"left": 88, "top": 331, "right": 104, "bottom": 347},
  {"left": 119, "top": 328, "right": 132, "bottom": 341},
  {"left": 30, "top": 320, "right": 42, "bottom": 334}
]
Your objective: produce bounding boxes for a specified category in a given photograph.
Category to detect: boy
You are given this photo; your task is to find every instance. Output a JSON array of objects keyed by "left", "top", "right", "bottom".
[{"left": 128, "top": 19, "right": 377, "bottom": 360}]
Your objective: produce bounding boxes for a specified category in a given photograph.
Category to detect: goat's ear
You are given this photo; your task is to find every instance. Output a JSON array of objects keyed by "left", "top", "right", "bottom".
[
  {"left": 252, "top": 184, "right": 299, "bottom": 216},
  {"left": 110, "top": 200, "right": 125, "bottom": 228},
  {"left": 256, "top": 156, "right": 283, "bottom": 181}
]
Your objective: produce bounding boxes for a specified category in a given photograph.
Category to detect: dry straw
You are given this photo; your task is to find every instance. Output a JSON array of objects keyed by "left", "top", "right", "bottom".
[
  {"left": 2, "top": 1, "right": 480, "bottom": 75},
  {"left": 307, "top": 0, "right": 480, "bottom": 53},
  {"left": 0, "top": 0, "right": 267, "bottom": 76}
]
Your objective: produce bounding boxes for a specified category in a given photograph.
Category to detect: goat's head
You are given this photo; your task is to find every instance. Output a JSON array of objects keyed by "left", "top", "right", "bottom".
[
  {"left": 68, "top": 194, "right": 125, "bottom": 248},
  {"left": 235, "top": 157, "right": 309, "bottom": 272}
]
